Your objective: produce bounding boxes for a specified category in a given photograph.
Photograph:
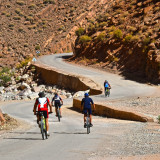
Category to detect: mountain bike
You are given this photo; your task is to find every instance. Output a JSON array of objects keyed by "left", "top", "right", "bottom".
[
  {"left": 37, "top": 111, "right": 52, "bottom": 140},
  {"left": 105, "top": 87, "right": 110, "bottom": 97}
]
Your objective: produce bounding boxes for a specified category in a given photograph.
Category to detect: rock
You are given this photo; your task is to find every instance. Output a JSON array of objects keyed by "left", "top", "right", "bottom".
[
  {"left": 66, "top": 93, "right": 72, "bottom": 98},
  {"left": 0, "top": 87, "right": 4, "bottom": 92},
  {"left": 73, "top": 89, "right": 90, "bottom": 98},
  {"left": 18, "top": 88, "right": 32, "bottom": 96},
  {"left": 21, "top": 74, "right": 29, "bottom": 81},
  {"left": 18, "top": 82, "right": 30, "bottom": 90},
  {"left": 27, "top": 92, "right": 39, "bottom": 100},
  {"left": 32, "top": 86, "right": 41, "bottom": 93}
]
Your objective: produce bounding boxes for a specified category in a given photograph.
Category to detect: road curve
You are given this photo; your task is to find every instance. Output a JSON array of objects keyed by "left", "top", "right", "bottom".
[
  {"left": 0, "top": 53, "right": 160, "bottom": 160},
  {"left": 38, "top": 53, "right": 158, "bottom": 101}
]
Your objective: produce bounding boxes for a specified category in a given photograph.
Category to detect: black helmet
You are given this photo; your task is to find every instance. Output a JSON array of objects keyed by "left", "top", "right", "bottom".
[{"left": 38, "top": 91, "right": 45, "bottom": 98}]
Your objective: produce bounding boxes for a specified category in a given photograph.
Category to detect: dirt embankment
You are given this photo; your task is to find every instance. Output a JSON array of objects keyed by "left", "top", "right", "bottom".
[
  {"left": 72, "top": 0, "right": 160, "bottom": 84},
  {"left": 0, "top": 0, "right": 108, "bottom": 68}
]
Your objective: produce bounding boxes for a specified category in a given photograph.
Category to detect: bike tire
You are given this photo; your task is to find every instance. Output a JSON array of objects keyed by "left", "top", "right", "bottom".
[
  {"left": 44, "top": 129, "right": 48, "bottom": 139},
  {"left": 57, "top": 109, "right": 60, "bottom": 122},
  {"left": 41, "top": 122, "right": 45, "bottom": 140},
  {"left": 86, "top": 117, "right": 90, "bottom": 134}
]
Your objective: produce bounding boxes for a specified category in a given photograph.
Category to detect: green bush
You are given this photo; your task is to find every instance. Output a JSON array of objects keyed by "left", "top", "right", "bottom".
[
  {"left": 75, "top": 27, "right": 85, "bottom": 36},
  {"left": 16, "top": 1, "right": 25, "bottom": 6},
  {"left": 13, "top": 16, "right": 21, "bottom": 20},
  {"left": 143, "top": 37, "right": 151, "bottom": 45},
  {"left": 97, "top": 32, "right": 106, "bottom": 41},
  {"left": 79, "top": 35, "right": 92, "bottom": 44},
  {"left": 113, "top": 29, "right": 123, "bottom": 39},
  {"left": 16, "top": 58, "right": 31, "bottom": 69},
  {"left": 35, "top": 45, "right": 40, "bottom": 50},
  {"left": 123, "top": 34, "right": 133, "bottom": 42},
  {"left": 43, "top": 0, "right": 55, "bottom": 4},
  {"left": 0, "top": 67, "right": 12, "bottom": 86},
  {"left": 28, "top": 4, "right": 36, "bottom": 9}
]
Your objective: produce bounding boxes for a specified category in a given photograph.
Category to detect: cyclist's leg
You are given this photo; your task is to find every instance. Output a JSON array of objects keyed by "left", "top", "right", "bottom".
[
  {"left": 55, "top": 102, "right": 58, "bottom": 116},
  {"left": 43, "top": 111, "right": 49, "bottom": 131},
  {"left": 83, "top": 109, "right": 87, "bottom": 123},
  {"left": 88, "top": 108, "right": 92, "bottom": 124},
  {"left": 58, "top": 101, "right": 62, "bottom": 116}
]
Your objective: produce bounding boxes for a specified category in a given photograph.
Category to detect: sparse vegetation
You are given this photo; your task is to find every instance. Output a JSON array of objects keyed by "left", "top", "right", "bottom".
[
  {"left": 16, "top": 58, "right": 31, "bottom": 69},
  {"left": 28, "top": 4, "right": 36, "bottom": 9},
  {"left": 16, "top": 1, "right": 25, "bottom": 6},
  {"left": 79, "top": 35, "right": 92, "bottom": 44},
  {"left": 97, "top": 32, "right": 106, "bottom": 41},
  {"left": 43, "top": 0, "right": 55, "bottom": 4},
  {"left": 113, "top": 29, "right": 123, "bottom": 39},
  {"left": 35, "top": 45, "right": 40, "bottom": 50},
  {"left": 0, "top": 67, "right": 13, "bottom": 86},
  {"left": 75, "top": 27, "right": 85, "bottom": 37}
]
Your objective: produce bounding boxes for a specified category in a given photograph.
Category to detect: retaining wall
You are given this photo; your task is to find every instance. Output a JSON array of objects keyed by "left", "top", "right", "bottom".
[{"left": 33, "top": 62, "right": 153, "bottom": 122}]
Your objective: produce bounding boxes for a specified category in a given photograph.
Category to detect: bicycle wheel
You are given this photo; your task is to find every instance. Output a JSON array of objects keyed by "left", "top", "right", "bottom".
[
  {"left": 86, "top": 117, "right": 90, "bottom": 134},
  {"left": 44, "top": 129, "right": 48, "bottom": 139},
  {"left": 57, "top": 108, "right": 60, "bottom": 122},
  {"left": 41, "top": 121, "right": 45, "bottom": 140}
]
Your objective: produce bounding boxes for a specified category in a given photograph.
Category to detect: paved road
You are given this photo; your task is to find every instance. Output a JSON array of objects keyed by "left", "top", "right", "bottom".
[
  {"left": 1, "top": 101, "right": 160, "bottom": 160},
  {"left": 0, "top": 53, "right": 160, "bottom": 160},
  {"left": 38, "top": 53, "right": 158, "bottom": 101}
]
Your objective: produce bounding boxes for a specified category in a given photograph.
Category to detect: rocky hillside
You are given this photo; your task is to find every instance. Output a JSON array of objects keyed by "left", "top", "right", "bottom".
[
  {"left": 0, "top": 0, "right": 106, "bottom": 68},
  {"left": 72, "top": 0, "right": 160, "bottom": 84}
]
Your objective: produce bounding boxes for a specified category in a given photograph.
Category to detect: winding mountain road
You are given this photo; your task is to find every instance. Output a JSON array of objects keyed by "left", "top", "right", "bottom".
[
  {"left": 0, "top": 53, "right": 160, "bottom": 160},
  {"left": 38, "top": 53, "right": 158, "bottom": 100}
]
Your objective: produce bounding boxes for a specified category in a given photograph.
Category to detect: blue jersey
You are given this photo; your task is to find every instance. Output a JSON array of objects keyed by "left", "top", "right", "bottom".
[{"left": 81, "top": 97, "right": 94, "bottom": 109}]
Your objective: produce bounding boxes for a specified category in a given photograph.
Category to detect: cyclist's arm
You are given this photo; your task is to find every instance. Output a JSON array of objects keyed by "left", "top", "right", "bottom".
[
  {"left": 81, "top": 99, "right": 84, "bottom": 111},
  {"left": 33, "top": 102, "right": 37, "bottom": 115},
  {"left": 51, "top": 97, "right": 54, "bottom": 106},
  {"left": 48, "top": 102, "right": 53, "bottom": 113}
]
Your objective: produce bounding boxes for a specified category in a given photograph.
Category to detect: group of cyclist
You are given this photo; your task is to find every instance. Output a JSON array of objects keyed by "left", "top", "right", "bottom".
[{"left": 33, "top": 80, "right": 111, "bottom": 136}]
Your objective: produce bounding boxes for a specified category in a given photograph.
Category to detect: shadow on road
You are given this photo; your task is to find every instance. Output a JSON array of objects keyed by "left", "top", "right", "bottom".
[
  {"left": 9, "top": 131, "right": 40, "bottom": 134},
  {"left": 53, "top": 131, "right": 86, "bottom": 135},
  {"left": 4, "top": 137, "right": 42, "bottom": 140}
]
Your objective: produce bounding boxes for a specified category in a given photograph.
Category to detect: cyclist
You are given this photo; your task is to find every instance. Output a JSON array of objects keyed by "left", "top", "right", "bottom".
[
  {"left": 51, "top": 93, "right": 63, "bottom": 118},
  {"left": 33, "top": 91, "right": 52, "bottom": 136},
  {"left": 104, "top": 80, "right": 111, "bottom": 96},
  {"left": 0, "top": 108, "right": 6, "bottom": 125},
  {"left": 81, "top": 93, "right": 95, "bottom": 128}
]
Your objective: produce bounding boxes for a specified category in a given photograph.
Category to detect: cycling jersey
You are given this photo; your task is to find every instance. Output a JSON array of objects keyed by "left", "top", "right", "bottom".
[
  {"left": 35, "top": 97, "right": 50, "bottom": 112},
  {"left": 81, "top": 97, "right": 94, "bottom": 109}
]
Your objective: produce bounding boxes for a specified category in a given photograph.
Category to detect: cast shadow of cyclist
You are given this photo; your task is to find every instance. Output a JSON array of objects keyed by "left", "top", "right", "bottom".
[
  {"left": 4, "top": 137, "right": 41, "bottom": 140},
  {"left": 53, "top": 131, "right": 86, "bottom": 135}
]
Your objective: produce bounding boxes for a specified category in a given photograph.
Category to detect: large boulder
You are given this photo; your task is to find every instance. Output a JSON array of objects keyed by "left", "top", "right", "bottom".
[
  {"left": 18, "top": 88, "right": 32, "bottom": 96},
  {"left": 18, "top": 82, "right": 30, "bottom": 90},
  {"left": 27, "top": 92, "right": 39, "bottom": 100}
]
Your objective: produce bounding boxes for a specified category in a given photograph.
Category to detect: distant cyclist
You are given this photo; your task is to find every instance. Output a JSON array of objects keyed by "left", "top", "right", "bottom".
[
  {"left": 52, "top": 93, "right": 63, "bottom": 118},
  {"left": 104, "top": 80, "right": 111, "bottom": 96},
  {"left": 33, "top": 92, "right": 52, "bottom": 136},
  {"left": 81, "top": 93, "right": 95, "bottom": 128}
]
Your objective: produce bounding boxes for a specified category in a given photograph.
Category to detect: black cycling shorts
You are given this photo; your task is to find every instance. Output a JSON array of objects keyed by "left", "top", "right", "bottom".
[
  {"left": 38, "top": 111, "right": 48, "bottom": 118},
  {"left": 54, "top": 100, "right": 61, "bottom": 108}
]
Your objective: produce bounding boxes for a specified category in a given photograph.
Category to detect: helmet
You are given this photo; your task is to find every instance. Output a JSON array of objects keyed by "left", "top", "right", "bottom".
[
  {"left": 105, "top": 80, "right": 108, "bottom": 83},
  {"left": 38, "top": 91, "right": 45, "bottom": 98},
  {"left": 54, "top": 92, "right": 58, "bottom": 96},
  {"left": 84, "top": 93, "right": 89, "bottom": 97}
]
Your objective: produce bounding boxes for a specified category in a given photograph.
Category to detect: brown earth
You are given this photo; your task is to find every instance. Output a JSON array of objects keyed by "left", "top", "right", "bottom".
[
  {"left": 0, "top": 0, "right": 111, "bottom": 68},
  {"left": 0, "top": 113, "right": 19, "bottom": 132},
  {"left": 72, "top": 0, "right": 160, "bottom": 84}
]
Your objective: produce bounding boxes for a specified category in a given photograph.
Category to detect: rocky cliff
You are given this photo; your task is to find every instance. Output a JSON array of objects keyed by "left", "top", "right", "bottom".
[{"left": 72, "top": 0, "right": 160, "bottom": 84}]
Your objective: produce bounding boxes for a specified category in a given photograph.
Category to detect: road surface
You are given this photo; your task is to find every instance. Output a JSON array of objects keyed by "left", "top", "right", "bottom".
[{"left": 0, "top": 53, "right": 160, "bottom": 160}]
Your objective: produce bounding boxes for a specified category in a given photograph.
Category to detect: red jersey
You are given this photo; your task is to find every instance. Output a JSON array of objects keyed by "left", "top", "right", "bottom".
[{"left": 35, "top": 97, "right": 50, "bottom": 111}]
